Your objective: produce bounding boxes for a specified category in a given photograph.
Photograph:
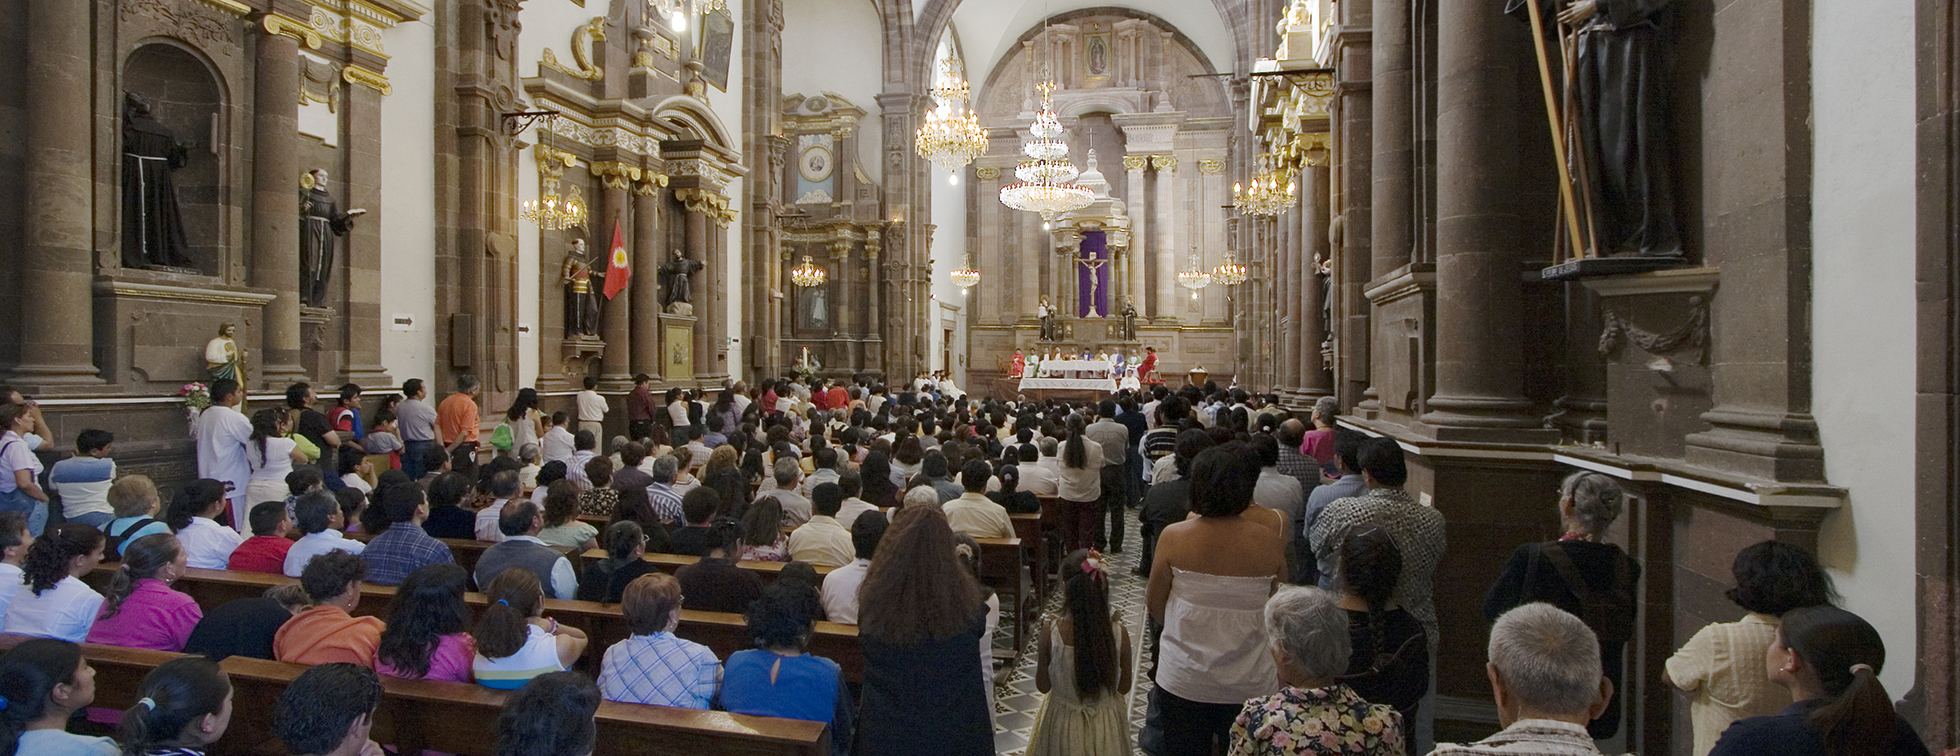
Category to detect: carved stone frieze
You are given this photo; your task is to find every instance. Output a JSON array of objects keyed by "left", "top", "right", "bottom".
[
  {"left": 120, "top": 0, "right": 242, "bottom": 57},
  {"left": 1598, "top": 296, "right": 1710, "bottom": 362}
]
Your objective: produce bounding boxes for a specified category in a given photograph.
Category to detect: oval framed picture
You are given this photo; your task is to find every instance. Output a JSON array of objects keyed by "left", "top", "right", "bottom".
[{"left": 799, "top": 144, "right": 834, "bottom": 182}]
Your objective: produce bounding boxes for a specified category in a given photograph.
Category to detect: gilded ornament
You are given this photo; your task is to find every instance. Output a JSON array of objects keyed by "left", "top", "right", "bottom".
[
  {"left": 1198, "top": 159, "right": 1225, "bottom": 175},
  {"left": 1122, "top": 155, "right": 1148, "bottom": 172},
  {"left": 341, "top": 65, "right": 393, "bottom": 95},
  {"left": 1151, "top": 154, "right": 1178, "bottom": 172},
  {"left": 263, "top": 13, "right": 323, "bottom": 48},
  {"left": 589, "top": 161, "right": 643, "bottom": 190},
  {"left": 973, "top": 166, "right": 1000, "bottom": 181},
  {"left": 542, "top": 17, "right": 607, "bottom": 81}
]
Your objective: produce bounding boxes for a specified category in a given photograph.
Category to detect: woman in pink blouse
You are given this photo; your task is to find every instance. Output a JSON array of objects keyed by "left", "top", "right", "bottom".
[
  {"left": 86, "top": 533, "right": 203, "bottom": 652},
  {"left": 376, "top": 563, "right": 476, "bottom": 683}
]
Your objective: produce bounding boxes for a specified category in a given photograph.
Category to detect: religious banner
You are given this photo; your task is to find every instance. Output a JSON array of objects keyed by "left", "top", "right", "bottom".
[{"left": 1076, "top": 230, "right": 1110, "bottom": 318}]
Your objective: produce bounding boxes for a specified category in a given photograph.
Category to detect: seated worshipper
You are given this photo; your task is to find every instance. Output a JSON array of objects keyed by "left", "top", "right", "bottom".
[
  {"left": 274, "top": 550, "right": 383, "bottom": 666},
  {"left": 1307, "top": 437, "right": 1443, "bottom": 658},
  {"left": 476, "top": 470, "right": 525, "bottom": 543},
  {"left": 102, "top": 475, "right": 171, "bottom": 559},
  {"left": 342, "top": 488, "right": 375, "bottom": 535},
  {"left": 1143, "top": 444, "right": 1285, "bottom": 755},
  {"left": 667, "top": 488, "right": 722, "bottom": 557},
  {"left": 227, "top": 501, "right": 296, "bottom": 574},
  {"left": 579, "top": 457, "right": 620, "bottom": 517},
  {"left": 643, "top": 455, "right": 687, "bottom": 526},
  {"left": 943, "top": 460, "right": 1013, "bottom": 539},
  {"left": 1482, "top": 471, "right": 1641, "bottom": 739},
  {"left": 787, "top": 482, "right": 855, "bottom": 567},
  {"left": 0, "top": 638, "right": 121, "bottom": 756},
  {"left": 47, "top": 428, "right": 116, "bottom": 529},
  {"left": 1429, "top": 603, "right": 1614, "bottom": 756},
  {"left": 515, "top": 444, "right": 542, "bottom": 494},
  {"left": 272, "top": 663, "right": 385, "bottom": 756},
  {"left": 1333, "top": 525, "right": 1430, "bottom": 735},
  {"left": 471, "top": 568, "right": 588, "bottom": 690},
  {"left": 988, "top": 464, "right": 1041, "bottom": 515},
  {"left": 376, "top": 563, "right": 477, "bottom": 683},
  {"left": 577, "top": 521, "right": 659, "bottom": 604},
  {"left": 1667, "top": 541, "right": 1839, "bottom": 756},
  {"left": 527, "top": 460, "right": 567, "bottom": 507},
  {"left": 359, "top": 483, "right": 456, "bottom": 586},
  {"left": 421, "top": 470, "right": 477, "bottom": 540},
  {"left": 902, "top": 485, "right": 942, "bottom": 512},
  {"left": 599, "top": 573, "right": 722, "bottom": 709},
  {"left": 1026, "top": 548, "right": 1132, "bottom": 756},
  {"left": 474, "top": 500, "right": 579, "bottom": 600},
  {"left": 3, "top": 524, "right": 105, "bottom": 642},
  {"left": 182, "top": 584, "right": 310, "bottom": 661},
  {"left": 86, "top": 533, "right": 202, "bottom": 652},
  {"left": 496, "top": 672, "right": 599, "bottom": 756},
  {"left": 1227, "top": 586, "right": 1404, "bottom": 756},
  {"left": 722, "top": 582, "right": 853, "bottom": 756},
  {"left": 737, "top": 495, "right": 791, "bottom": 563},
  {"left": 798, "top": 448, "right": 842, "bottom": 499},
  {"left": 859, "top": 451, "right": 901, "bottom": 509},
  {"left": 283, "top": 490, "right": 365, "bottom": 577},
  {"left": 536, "top": 481, "right": 599, "bottom": 552},
  {"left": 1018, "top": 441, "right": 1059, "bottom": 497},
  {"left": 1137, "top": 429, "right": 1215, "bottom": 577},
  {"left": 819, "top": 511, "right": 887, "bottom": 625},
  {"left": 0, "top": 513, "right": 28, "bottom": 619},
  {"left": 833, "top": 470, "right": 879, "bottom": 529},
  {"left": 918, "top": 450, "right": 964, "bottom": 504},
  {"left": 163, "top": 479, "right": 242, "bottom": 570},
  {"left": 675, "top": 520, "right": 766, "bottom": 614},
  {"left": 116, "top": 656, "right": 234, "bottom": 756},
  {"left": 564, "top": 431, "right": 599, "bottom": 489},
  {"left": 757, "top": 458, "right": 813, "bottom": 526},
  {"left": 337, "top": 446, "right": 373, "bottom": 495},
  {"left": 1706, "top": 605, "right": 1929, "bottom": 756},
  {"left": 852, "top": 506, "right": 993, "bottom": 755}
]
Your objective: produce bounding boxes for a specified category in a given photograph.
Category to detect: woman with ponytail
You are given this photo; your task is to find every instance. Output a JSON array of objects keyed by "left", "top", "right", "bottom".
[
  {"left": 243, "top": 409, "right": 304, "bottom": 513},
  {"left": 1333, "top": 524, "right": 1429, "bottom": 744},
  {"left": 1027, "top": 548, "right": 1132, "bottom": 756},
  {"left": 471, "top": 568, "right": 586, "bottom": 690},
  {"left": 0, "top": 638, "right": 118, "bottom": 756},
  {"left": 4, "top": 523, "right": 105, "bottom": 642},
  {"left": 86, "top": 534, "right": 201, "bottom": 652},
  {"left": 1709, "top": 605, "right": 1929, "bottom": 756},
  {"left": 1055, "top": 416, "right": 1104, "bottom": 552},
  {"left": 119, "top": 656, "right": 232, "bottom": 756}
]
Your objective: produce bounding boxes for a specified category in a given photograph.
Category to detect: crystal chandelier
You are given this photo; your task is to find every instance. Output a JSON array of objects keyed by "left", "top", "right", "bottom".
[
  {"left": 916, "top": 56, "right": 987, "bottom": 174},
  {"left": 999, "top": 82, "right": 1093, "bottom": 220},
  {"left": 790, "top": 255, "right": 826, "bottom": 288},
  {"left": 521, "top": 184, "right": 588, "bottom": 231},
  {"left": 1233, "top": 155, "right": 1297, "bottom": 217},
  {"left": 1178, "top": 252, "right": 1212, "bottom": 300},
  {"left": 949, "top": 254, "right": 980, "bottom": 290},
  {"left": 1213, "top": 251, "right": 1248, "bottom": 286}
]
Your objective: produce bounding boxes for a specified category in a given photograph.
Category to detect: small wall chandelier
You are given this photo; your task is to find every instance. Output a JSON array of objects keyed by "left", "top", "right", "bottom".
[
  {"left": 790, "top": 255, "right": 826, "bottom": 288},
  {"left": 949, "top": 253, "right": 980, "bottom": 290},
  {"left": 1178, "top": 252, "right": 1212, "bottom": 299},
  {"left": 1233, "top": 154, "right": 1296, "bottom": 217},
  {"left": 1213, "top": 251, "right": 1248, "bottom": 285},
  {"left": 916, "top": 56, "right": 987, "bottom": 174},
  {"left": 999, "top": 82, "right": 1093, "bottom": 220},
  {"left": 521, "top": 186, "right": 588, "bottom": 230}
]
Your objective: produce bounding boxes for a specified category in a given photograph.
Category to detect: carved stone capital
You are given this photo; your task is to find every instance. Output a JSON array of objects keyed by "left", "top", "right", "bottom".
[
  {"left": 262, "top": 12, "right": 322, "bottom": 48},
  {"left": 1151, "top": 154, "right": 1178, "bottom": 172},
  {"left": 675, "top": 188, "right": 737, "bottom": 228},
  {"left": 1123, "top": 155, "right": 1149, "bottom": 172},
  {"left": 589, "top": 160, "right": 643, "bottom": 190}
]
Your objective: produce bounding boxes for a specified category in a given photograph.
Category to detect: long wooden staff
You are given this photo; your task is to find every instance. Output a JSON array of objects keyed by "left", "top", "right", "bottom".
[
  {"left": 1523, "top": 0, "right": 1587, "bottom": 261},
  {"left": 1562, "top": 22, "right": 1601, "bottom": 258}
]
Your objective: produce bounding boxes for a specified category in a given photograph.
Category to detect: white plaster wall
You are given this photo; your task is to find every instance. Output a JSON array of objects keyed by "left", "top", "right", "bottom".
[
  {"left": 703, "top": 0, "right": 747, "bottom": 378},
  {"left": 782, "top": 0, "right": 883, "bottom": 170},
  {"left": 1810, "top": 0, "right": 1917, "bottom": 695},
  {"left": 378, "top": 18, "right": 437, "bottom": 385}
]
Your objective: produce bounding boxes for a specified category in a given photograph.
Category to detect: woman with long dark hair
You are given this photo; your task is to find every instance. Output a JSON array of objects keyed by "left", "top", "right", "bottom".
[
  {"left": 471, "top": 569, "right": 587, "bottom": 690},
  {"left": 505, "top": 388, "right": 544, "bottom": 456},
  {"left": 858, "top": 451, "right": 899, "bottom": 509},
  {"left": 854, "top": 506, "right": 993, "bottom": 755},
  {"left": 1027, "top": 548, "right": 1132, "bottom": 755},
  {"left": 377, "top": 563, "right": 476, "bottom": 683},
  {"left": 1055, "top": 416, "right": 1104, "bottom": 552},
  {"left": 0, "top": 639, "right": 118, "bottom": 756},
  {"left": 674, "top": 520, "right": 765, "bottom": 614},
  {"left": 1708, "top": 605, "right": 1929, "bottom": 756},
  {"left": 244, "top": 409, "right": 305, "bottom": 513},
  {"left": 704, "top": 467, "right": 750, "bottom": 522},
  {"left": 119, "top": 656, "right": 233, "bottom": 756},
  {"left": 1333, "top": 524, "right": 1428, "bottom": 737},
  {"left": 87, "top": 533, "right": 201, "bottom": 652},
  {"left": 738, "top": 497, "right": 789, "bottom": 562},
  {"left": 4, "top": 523, "right": 106, "bottom": 643}
]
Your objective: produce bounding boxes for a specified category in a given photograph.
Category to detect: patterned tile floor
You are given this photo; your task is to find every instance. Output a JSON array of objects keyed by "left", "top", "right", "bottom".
[{"left": 990, "top": 514, "right": 1153, "bottom": 756}]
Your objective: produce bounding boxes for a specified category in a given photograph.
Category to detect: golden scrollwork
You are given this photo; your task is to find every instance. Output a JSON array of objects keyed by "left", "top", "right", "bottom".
[
  {"left": 535, "top": 147, "right": 577, "bottom": 182},
  {"left": 1198, "top": 159, "right": 1225, "bottom": 175},
  {"left": 589, "top": 161, "right": 643, "bottom": 190},
  {"left": 633, "top": 172, "right": 671, "bottom": 196},
  {"left": 1122, "top": 155, "right": 1149, "bottom": 172},
  {"left": 263, "top": 13, "right": 323, "bottom": 49},
  {"left": 542, "top": 17, "right": 606, "bottom": 81},
  {"left": 676, "top": 188, "right": 737, "bottom": 228},
  {"left": 341, "top": 65, "right": 392, "bottom": 96},
  {"left": 827, "top": 239, "right": 853, "bottom": 260},
  {"left": 974, "top": 166, "right": 1000, "bottom": 181},
  {"left": 1151, "top": 154, "right": 1178, "bottom": 173}
]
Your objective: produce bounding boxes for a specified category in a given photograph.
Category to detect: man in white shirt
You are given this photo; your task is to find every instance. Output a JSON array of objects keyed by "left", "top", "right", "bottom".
[
  {"left": 0, "top": 513, "right": 32, "bottom": 618},
  {"left": 1018, "top": 441, "right": 1059, "bottom": 497},
  {"left": 757, "top": 459, "right": 812, "bottom": 526},
  {"left": 798, "top": 448, "right": 842, "bottom": 499},
  {"left": 832, "top": 470, "right": 879, "bottom": 530},
  {"left": 787, "top": 483, "right": 855, "bottom": 567},
  {"left": 819, "top": 512, "right": 887, "bottom": 625},
  {"left": 195, "top": 379, "right": 254, "bottom": 528},
  {"left": 283, "top": 491, "right": 366, "bottom": 577},
  {"left": 943, "top": 461, "right": 1013, "bottom": 539},
  {"left": 541, "top": 412, "right": 575, "bottom": 464},
  {"left": 576, "top": 376, "right": 607, "bottom": 439},
  {"left": 476, "top": 472, "right": 521, "bottom": 543}
]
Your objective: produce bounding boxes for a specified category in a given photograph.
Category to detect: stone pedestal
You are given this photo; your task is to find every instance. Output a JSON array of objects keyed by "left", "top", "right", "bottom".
[{"left": 91, "top": 275, "right": 277, "bottom": 391}]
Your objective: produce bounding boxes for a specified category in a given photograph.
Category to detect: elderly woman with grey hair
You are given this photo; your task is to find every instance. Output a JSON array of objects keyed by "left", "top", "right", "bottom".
[
  {"left": 1227, "top": 586, "right": 1405, "bottom": 756},
  {"left": 1481, "top": 471, "right": 1642, "bottom": 739},
  {"left": 1431, "top": 603, "right": 1613, "bottom": 755}
]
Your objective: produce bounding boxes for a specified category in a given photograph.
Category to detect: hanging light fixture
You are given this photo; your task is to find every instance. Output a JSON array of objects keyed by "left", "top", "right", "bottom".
[
  {"left": 790, "top": 255, "right": 826, "bottom": 288},
  {"left": 1213, "top": 251, "right": 1248, "bottom": 286},
  {"left": 999, "top": 82, "right": 1093, "bottom": 220},
  {"left": 1178, "top": 251, "right": 1212, "bottom": 300},
  {"left": 916, "top": 56, "right": 987, "bottom": 174},
  {"left": 1232, "top": 154, "right": 1297, "bottom": 217},
  {"left": 949, "top": 253, "right": 980, "bottom": 290},
  {"left": 521, "top": 116, "right": 589, "bottom": 231}
]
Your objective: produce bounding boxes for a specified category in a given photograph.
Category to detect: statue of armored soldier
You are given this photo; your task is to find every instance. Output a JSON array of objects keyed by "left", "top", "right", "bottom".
[{"left": 563, "top": 239, "right": 600, "bottom": 337}]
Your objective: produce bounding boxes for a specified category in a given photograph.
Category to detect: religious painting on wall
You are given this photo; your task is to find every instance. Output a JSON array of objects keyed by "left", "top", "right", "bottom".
[
  {"left": 665, "top": 324, "right": 693, "bottom": 381},
  {"left": 798, "top": 281, "right": 830, "bottom": 330},
  {"left": 700, "top": 8, "right": 734, "bottom": 92},
  {"left": 1084, "top": 33, "right": 1111, "bottom": 79}
]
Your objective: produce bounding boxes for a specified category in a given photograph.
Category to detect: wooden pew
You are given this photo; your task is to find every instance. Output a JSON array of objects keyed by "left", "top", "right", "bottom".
[
  {"left": 580, "top": 550, "right": 837, "bottom": 585},
  {"left": 218, "top": 655, "right": 828, "bottom": 756},
  {"left": 0, "top": 634, "right": 178, "bottom": 712}
]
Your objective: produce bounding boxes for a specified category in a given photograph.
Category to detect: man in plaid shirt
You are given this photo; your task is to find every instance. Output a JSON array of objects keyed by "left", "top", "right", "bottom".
[
  {"left": 360, "top": 485, "right": 456, "bottom": 586},
  {"left": 598, "top": 572, "right": 722, "bottom": 709}
]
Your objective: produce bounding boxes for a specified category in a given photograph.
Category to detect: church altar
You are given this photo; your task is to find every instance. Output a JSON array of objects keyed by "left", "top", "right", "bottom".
[{"left": 1017, "top": 359, "right": 1141, "bottom": 392}]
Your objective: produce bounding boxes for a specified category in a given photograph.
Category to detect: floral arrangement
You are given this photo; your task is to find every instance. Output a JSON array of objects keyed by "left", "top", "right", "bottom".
[{"left": 179, "top": 382, "right": 212, "bottom": 412}]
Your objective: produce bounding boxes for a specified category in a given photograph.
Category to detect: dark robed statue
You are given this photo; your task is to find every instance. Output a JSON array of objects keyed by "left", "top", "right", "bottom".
[
  {"left": 1509, "top": 0, "right": 1682, "bottom": 258},
  {"left": 300, "top": 169, "right": 362, "bottom": 307},
  {"left": 121, "top": 92, "right": 192, "bottom": 269},
  {"left": 658, "top": 250, "right": 704, "bottom": 311}
]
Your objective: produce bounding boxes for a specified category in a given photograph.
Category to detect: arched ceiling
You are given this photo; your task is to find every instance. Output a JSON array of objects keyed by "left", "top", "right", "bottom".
[{"left": 944, "top": 0, "right": 1235, "bottom": 103}]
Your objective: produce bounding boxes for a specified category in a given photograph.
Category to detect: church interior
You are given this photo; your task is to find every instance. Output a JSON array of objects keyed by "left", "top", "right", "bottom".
[{"left": 1, "top": 0, "right": 1958, "bottom": 754}]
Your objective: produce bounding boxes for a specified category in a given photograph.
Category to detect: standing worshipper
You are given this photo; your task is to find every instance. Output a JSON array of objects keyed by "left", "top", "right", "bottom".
[
  {"left": 194, "top": 379, "right": 253, "bottom": 530},
  {"left": 853, "top": 506, "right": 994, "bottom": 756},
  {"left": 626, "top": 374, "right": 658, "bottom": 440},
  {"left": 576, "top": 377, "right": 607, "bottom": 439},
  {"left": 437, "top": 374, "right": 482, "bottom": 462},
  {"left": 1307, "top": 437, "right": 1445, "bottom": 649},
  {"left": 396, "top": 379, "right": 442, "bottom": 480}
]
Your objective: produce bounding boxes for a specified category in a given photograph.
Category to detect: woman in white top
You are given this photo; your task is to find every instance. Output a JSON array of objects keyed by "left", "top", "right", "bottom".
[
  {"left": 1055, "top": 416, "right": 1104, "bottom": 553},
  {"left": 0, "top": 404, "right": 50, "bottom": 537},
  {"left": 244, "top": 409, "right": 305, "bottom": 512},
  {"left": 4, "top": 523, "right": 107, "bottom": 643},
  {"left": 471, "top": 568, "right": 587, "bottom": 690},
  {"left": 1144, "top": 442, "right": 1286, "bottom": 755},
  {"left": 0, "top": 638, "right": 121, "bottom": 756},
  {"left": 504, "top": 388, "right": 544, "bottom": 454},
  {"left": 164, "top": 479, "right": 243, "bottom": 570}
]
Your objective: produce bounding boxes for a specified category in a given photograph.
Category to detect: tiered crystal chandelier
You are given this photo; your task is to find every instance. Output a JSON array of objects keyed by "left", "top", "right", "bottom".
[
  {"left": 1232, "top": 155, "right": 1297, "bottom": 217},
  {"left": 1178, "top": 251, "right": 1212, "bottom": 299},
  {"left": 1213, "top": 251, "right": 1248, "bottom": 285},
  {"left": 521, "top": 186, "right": 588, "bottom": 231},
  {"left": 916, "top": 56, "right": 987, "bottom": 174},
  {"left": 999, "top": 82, "right": 1093, "bottom": 220},
  {"left": 789, "top": 255, "right": 825, "bottom": 288},
  {"left": 949, "top": 253, "right": 981, "bottom": 290}
]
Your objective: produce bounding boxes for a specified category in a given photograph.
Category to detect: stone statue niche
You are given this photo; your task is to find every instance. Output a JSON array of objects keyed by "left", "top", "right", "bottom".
[{"left": 120, "top": 44, "right": 226, "bottom": 276}]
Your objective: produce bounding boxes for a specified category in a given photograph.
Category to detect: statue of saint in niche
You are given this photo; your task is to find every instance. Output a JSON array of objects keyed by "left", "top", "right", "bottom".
[
  {"left": 205, "top": 323, "right": 246, "bottom": 387},
  {"left": 563, "top": 239, "right": 601, "bottom": 337},
  {"left": 1119, "top": 297, "right": 1139, "bottom": 341},
  {"left": 1507, "top": 0, "right": 1682, "bottom": 258},
  {"left": 300, "top": 169, "right": 365, "bottom": 307},
  {"left": 1037, "top": 296, "right": 1056, "bottom": 341},
  {"left": 122, "top": 92, "right": 193, "bottom": 270},
  {"left": 659, "top": 250, "right": 705, "bottom": 315}
]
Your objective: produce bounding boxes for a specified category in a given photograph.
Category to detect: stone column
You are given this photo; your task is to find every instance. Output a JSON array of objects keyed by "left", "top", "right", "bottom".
[
  {"left": 1153, "top": 157, "right": 1178, "bottom": 321},
  {"left": 705, "top": 216, "right": 730, "bottom": 384},
  {"left": 597, "top": 182, "right": 632, "bottom": 388},
  {"left": 1301, "top": 165, "right": 1334, "bottom": 399},
  {"left": 1372, "top": 0, "right": 1414, "bottom": 279},
  {"left": 1019, "top": 198, "right": 1040, "bottom": 320},
  {"left": 13, "top": 0, "right": 102, "bottom": 388},
  {"left": 1416, "top": 0, "right": 1549, "bottom": 440},
  {"left": 1282, "top": 198, "right": 1304, "bottom": 393},
  {"left": 251, "top": 23, "right": 309, "bottom": 387},
  {"left": 630, "top": 181, "right": 662, "bottom": 382},
  {"left": 686, "top": 206, "right": 711, "bottom": 384},
  {"left": 865, "top": 233, "right": 884, "bottom": 372},
  {"left": 1335, "top": 2, "right": 1374, "bottom": 410},
  {"left": 339, "top": 80, "right": 391, "bottom": 387},
  {"left": 1124, "top": 155, "right": 1149, "bottom": 316}
]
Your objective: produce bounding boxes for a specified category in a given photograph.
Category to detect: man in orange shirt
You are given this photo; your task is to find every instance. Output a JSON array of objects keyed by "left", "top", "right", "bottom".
[{"left": 436, "top": 373, "right": 480, "bottom": 462}]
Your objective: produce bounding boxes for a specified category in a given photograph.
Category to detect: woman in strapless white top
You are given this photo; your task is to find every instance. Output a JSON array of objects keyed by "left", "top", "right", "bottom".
[{"left": 1145, "top": 442, "right": 1289, "bottom": 755}]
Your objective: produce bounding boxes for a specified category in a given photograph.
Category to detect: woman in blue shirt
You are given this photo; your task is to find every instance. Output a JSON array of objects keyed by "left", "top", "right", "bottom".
[
  {"left": 1709, "top": 605, "right": 1929, "bottom": 756},
  {"left": 721, "top": 582, "right": 852, "bottom": 756}
]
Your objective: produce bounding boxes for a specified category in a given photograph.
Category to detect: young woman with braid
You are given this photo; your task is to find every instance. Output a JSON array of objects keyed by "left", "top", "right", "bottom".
[
  {"left": 3, "top": 523, "right": 106, "bottom": 642},
  {"left": 1333, "top": 524, "right": 1429, "bottom": 746},
  {"left": 1027, "top": 548, "right": 1132, "bottom": 756}
]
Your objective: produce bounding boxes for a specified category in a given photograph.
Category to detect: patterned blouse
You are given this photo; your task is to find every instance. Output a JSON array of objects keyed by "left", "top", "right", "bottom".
[
  {"left": 1229, "top": 684, "right": 1406, "bottom": 756},
  {"left": 579, "top": 488, "right": 620, "bottom": 517}
]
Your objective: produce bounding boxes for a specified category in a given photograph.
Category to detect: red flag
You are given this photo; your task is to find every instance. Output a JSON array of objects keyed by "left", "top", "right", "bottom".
[{"left": 602, "top": 215, "right": 629, "bottom": 300}]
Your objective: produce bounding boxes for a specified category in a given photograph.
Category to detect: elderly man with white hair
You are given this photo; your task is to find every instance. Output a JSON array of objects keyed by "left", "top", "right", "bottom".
[
  {"left": 1229, "top": 586, "right": 1405, "bottom": 756},
  {"left": 1428, "top": 603, "right": 1615, "bottom": 756}
]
